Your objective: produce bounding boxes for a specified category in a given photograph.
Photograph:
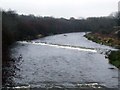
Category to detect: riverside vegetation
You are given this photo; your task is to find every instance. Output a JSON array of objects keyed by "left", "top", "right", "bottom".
[
  {"left": 84, "top": 12, "right": 120, "bottom": 69},
  {"left": 84, "top": 32, "right": 120, "bottom": 69}
]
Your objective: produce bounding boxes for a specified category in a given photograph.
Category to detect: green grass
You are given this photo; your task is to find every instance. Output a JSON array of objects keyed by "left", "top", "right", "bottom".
[{"left": 108, "top": 51, "right": 120, "bottom": 68}]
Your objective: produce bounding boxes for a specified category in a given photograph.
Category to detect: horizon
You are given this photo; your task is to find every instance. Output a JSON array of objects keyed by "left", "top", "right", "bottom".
[
  {"left": 0, "top": 0, "right": 119, "bottom": 19},
  {"left": 2, "top": 9, "right": 117, "bottom": 20}
]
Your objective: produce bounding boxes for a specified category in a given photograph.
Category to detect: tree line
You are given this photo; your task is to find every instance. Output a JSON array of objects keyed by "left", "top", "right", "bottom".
[{"left": 2, "top": 10, "right": 118, "bottom": 48}]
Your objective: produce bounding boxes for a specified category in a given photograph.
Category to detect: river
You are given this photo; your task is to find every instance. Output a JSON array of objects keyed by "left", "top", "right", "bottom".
[{"left": 3, "top": 32, "right": 119, "bottom": 89}]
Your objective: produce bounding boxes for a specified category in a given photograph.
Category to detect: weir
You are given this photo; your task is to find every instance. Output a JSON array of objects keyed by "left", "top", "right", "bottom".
[{"left": 19, "top": 41, "right": 97, "bottom": 53}]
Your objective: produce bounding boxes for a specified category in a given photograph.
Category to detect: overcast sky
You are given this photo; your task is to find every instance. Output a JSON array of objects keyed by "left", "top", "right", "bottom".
[{"left": 0, "top": 0, "right": 119, "bottom": 19}]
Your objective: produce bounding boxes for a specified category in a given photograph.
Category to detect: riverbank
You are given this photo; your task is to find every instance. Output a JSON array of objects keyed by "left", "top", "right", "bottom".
[{"left": 84, "top": 33, "right": 120, "bottom": 69}]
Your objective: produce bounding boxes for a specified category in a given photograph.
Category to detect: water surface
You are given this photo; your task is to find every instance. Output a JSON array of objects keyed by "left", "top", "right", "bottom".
[{"left": 6, "top": 32, "right": 118, "bottom": 88}]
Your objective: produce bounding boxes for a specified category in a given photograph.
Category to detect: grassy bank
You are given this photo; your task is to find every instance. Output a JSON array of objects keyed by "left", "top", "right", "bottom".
[
  {"left": 84, "top": 33, "right": 120, "bottom": 48},
  {"left": 84, "top": 33, "right": 120, "bottom": 69},
  {"left": 108, "top": 51, "right": 120, "bottom": 68}
]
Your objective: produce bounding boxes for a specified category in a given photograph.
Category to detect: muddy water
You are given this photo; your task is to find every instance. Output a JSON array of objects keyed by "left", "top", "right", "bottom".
[{"left": 4, "top": 32, "right": 119, "bottom": 89}]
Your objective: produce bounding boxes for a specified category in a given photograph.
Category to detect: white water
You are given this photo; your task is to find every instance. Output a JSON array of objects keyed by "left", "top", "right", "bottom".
[{"left": 19, "top": 41, "right": 97, "bottom": 53}]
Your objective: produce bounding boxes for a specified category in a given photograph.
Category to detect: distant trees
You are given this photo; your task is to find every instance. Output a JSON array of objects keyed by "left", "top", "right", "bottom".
[
  {"left": 118, "top": 31, "right": 120, "bottom": 38},
  {"left": 116, "top": 11, "right": 120, "bottom": 38},
  {"left": 118, "top": 12, "right": 120, "bottom": 26},
  {"left": 86, "top": 17, "right": 117, "bottom": 33},
  {"left": 2, "top": 10, "right": 117, "bottom": 47}
]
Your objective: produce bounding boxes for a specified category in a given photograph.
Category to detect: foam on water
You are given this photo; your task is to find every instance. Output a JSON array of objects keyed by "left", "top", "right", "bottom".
[
  {"left": 2, "top": 83, "right": 105, "bottom": 89},
  {"left": 18, "top": 41, "right": 97, "bottom": 53}
]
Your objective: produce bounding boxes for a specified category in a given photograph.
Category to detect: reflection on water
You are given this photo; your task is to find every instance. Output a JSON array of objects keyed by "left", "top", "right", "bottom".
[{"left": 3, "top": 32, "right": 119, "bottom": 89}]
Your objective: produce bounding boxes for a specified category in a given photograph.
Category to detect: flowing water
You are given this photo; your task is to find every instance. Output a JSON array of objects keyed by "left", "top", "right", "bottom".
[{"left": 3, "top": 32, "right": 119, "bottom": 89}]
